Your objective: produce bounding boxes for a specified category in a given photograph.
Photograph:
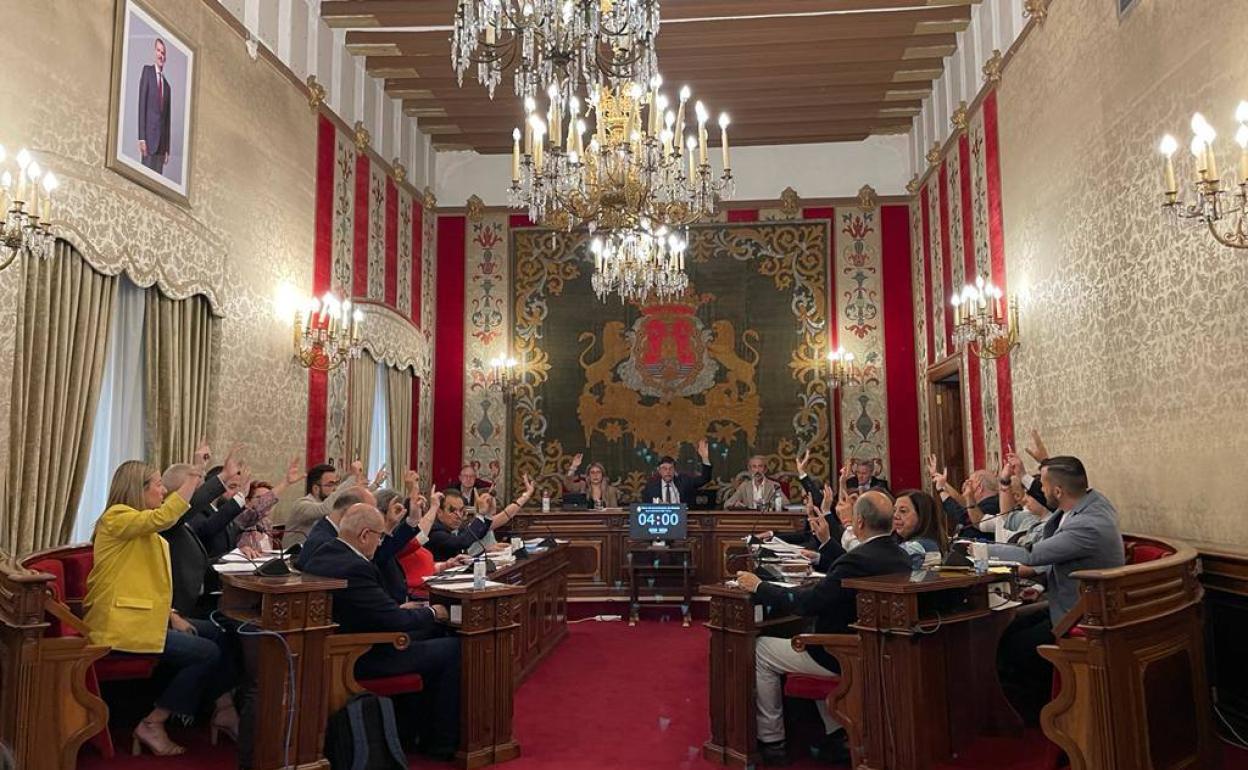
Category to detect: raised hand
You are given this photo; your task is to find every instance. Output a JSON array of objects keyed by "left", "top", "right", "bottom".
[
  {"left": 523, "top": 473, "right": 536, "bottom": 497},
  {"left": 372, "top": 466, "right": 389, "bottom": 487},
  {"left": 835, "top": 496, "right": 854, "bottom": 526},
  {"left": 350, "top": 458, "right": 365, "bottom": 478},
  {"left": 810, "top": 511, "right": 831, "bottom": 545},
  {"left": 1007, "top": 451, "right": 1025, "bottom": 479},
  {"left": 404, "top": 469, "right": 420, "bottom": 493},
  {"left": 430, "top": 484, "right": 444, "bottom": 510},
  {"left": 795, "top": 448, "right": 810, "bottom": 476},
  {"left": 821, "top": 483, "right": 835, "bottom": 514},
  {"left": 193, "top": 438, "right": 212, "bottom": 469},
  {"left": 926, "top": 453, "right": 939, "bottom": 477},
  {"left": 285, "top": 456, "right": 305, "bottom": 485},
  {"left": 696, "top": 438, "right": 711, "bottom": 462},
  {"left": 1025, "top": 428, "right": 1049, "bottom": 464},
  {"left": 569, "top": 453, "right": 583, "bottom": 473},
  {"left": 222, "top": 444, "right": 244, "bottom": 481}
]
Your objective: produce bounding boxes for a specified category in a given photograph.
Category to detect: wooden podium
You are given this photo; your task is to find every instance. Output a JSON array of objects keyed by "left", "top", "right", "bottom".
[
  {"left": 428, "top": 581, "right": 526, "bottom": 769},
  {"left": 701, "top": 583, "right": 805, "bottom": 767},
  {"left": 220, "top": 573, "right": 346, "bottom": 770},
  {"left": 831, "top": 571, "right": 1021, "bottom": 770}
]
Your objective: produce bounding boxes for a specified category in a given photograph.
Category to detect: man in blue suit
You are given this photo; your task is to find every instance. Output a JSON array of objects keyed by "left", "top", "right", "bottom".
[{"left": 137, "top": 38, "right": 172, "bottom": 174}]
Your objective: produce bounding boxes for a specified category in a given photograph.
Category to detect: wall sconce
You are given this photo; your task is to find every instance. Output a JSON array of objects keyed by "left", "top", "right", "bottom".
[
  {"left": 293, "top": 290, "right": 363, "bottom": 371},
  {"left": 951, "top": 274, "right": 1020, "bottom": 359},
  {"left": 1157, "top": 104, "right": 1248, "bottom": 249}
]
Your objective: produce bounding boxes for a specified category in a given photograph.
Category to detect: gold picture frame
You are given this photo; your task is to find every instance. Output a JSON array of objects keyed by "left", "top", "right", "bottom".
[{"left": 105, "top": 0, "right": 198, "bottom": 206}]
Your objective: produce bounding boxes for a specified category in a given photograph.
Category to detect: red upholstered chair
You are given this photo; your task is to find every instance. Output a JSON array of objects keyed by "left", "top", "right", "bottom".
[
  {"left": 326, "top": 633, "right": 421, "bottom": 715},
  {"left": 783, "top": 674, "right": 840, "bottom": 702},
  {"left": 357, "top": 674, "right": 424, "bottom": 699},
  {"left": 22, "top": 545, "right": 159, "bottom": 759}
]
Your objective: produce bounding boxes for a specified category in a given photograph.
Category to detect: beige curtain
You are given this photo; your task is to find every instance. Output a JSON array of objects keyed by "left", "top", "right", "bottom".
[
  {"left": 144, "top": 290, "right": 216, "bottom": 471},
  {"left": 347, "top": 353, "right": 378, "bottom": 468},
  {"left": 3, "top": 242, "right": 117, "bottom": 554},
  {"left": 385, "top": 366, "right": 413, "bottom": 475}
]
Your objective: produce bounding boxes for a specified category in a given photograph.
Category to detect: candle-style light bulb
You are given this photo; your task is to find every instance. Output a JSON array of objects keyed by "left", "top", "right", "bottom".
[
  {"left": 718, "top": 113, "right": 731, "bottom": 170},
  {"left": 1161, "top": 134, "right": 1180, "bottom": 195},
  {"left": 15, "top": 148, "right": 31, "bottom": 171},
  {"left": 1236, "top": 101, "right": 1248, "bottom": 124}
]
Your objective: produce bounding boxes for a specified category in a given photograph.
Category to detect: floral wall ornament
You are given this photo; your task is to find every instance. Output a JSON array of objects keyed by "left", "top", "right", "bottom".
[
  {"left": 906, "top": 176, "right": 920, "bottom": 196},
  {"left": 353, "top": 120, "right": 371, "bottom": 152},
  {"left": 857, "top": 185, "right": 878, "bottom": 212},
  {"left": 1024, "top": 0, "right": 1050, "bottom": 24},
  {"left": 422, "top": 186, "right": 437, "bottom": 211},
  {"left": 466, "top": 194, "right": 485, "bottom": 223},
  {"left": 391, "top": 159, "right": 406, "bottom": 184},
  {"left": 779, "top": 186, "right": 801, "bottom": 219},
  {"left": 306, "top": 75, "right": 326, "bottom": 111},
  {"left": 982, "top": 49, "right": 1004, "bottom": 85},
  {"left": 951, "top": 101, "right": 969, "bottom": 134},
  {"left": 926, "top": 143, "right": 943, "bottom": 168}
]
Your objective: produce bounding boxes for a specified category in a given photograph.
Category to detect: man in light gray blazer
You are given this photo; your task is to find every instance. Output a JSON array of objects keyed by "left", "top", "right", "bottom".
[
  {"left": 997, "top": 455, "right": 1123, "bottom": 723},
  {"left": 724, "top": 455, "right": 787, "bottom": 510}
]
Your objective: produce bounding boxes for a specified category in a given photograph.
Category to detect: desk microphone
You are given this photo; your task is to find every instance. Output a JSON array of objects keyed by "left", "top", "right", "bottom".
[{"left": 463, "top": 516, "right": 498, "bottom": 574}]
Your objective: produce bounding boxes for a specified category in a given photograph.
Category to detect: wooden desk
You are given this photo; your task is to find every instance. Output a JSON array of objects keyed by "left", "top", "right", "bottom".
[
  {"left": 219, "top": 573, "right": 346, "bottom": 770},
  {"left": 833, "top": 570, "right": 1021, "bottom": 770},
  {"left": 428, "top": 582, "right": 526, "bottom": 769},
  {"left": 506, "top": 510, "right": 805, "bottom": 598},
  {"left": 488, "top": 544, "right": 569, "bottom": 682},
  {"left": 701, "top": 583, "right": 806, "bottom": 767}
]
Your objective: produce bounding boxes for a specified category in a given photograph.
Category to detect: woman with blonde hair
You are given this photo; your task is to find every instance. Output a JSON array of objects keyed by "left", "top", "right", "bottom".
[
  {"left": 83, "top": 460, "right": 236, "bottom": 756},
  {"left": 564, "top": 454, "right": 620, "bottom": 508}
]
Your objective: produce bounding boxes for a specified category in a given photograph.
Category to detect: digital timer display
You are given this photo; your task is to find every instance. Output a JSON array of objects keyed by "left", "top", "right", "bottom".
[{"left": 630, "top": 503, "right": 687, "bottom": 540}]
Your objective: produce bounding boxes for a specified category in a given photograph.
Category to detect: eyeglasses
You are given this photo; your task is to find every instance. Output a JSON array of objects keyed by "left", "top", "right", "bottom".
[{"left": 362, "top": 528, "right": 389, "bottom": 542}]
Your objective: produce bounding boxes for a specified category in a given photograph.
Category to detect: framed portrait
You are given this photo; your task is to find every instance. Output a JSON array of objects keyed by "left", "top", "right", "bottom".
[{"left": 106, "top": 0, "right": 197, "bottom": 206}]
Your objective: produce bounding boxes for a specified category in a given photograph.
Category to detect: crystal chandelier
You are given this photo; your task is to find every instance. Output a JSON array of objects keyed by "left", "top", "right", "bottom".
[
  {"left": 1157, "top": 105, "right": 1248, "bottom": 249},
  {"left": 0, "top": 146, "right": 60, "bottom": 273},
  {"left": 508, "top": 77, "right": 733, "bottom": 234},
  {"left": 452, "top": 0, "right": 660, "bottom": 103},
  {"left": 951, "top": 274, "right": 1020, "bottom": 359},
  {"left": 292, "top": 291, "right": 364, "bottom": 372},
  {"left": 590, "top": 222, "right": 687, "bottom": 302}
]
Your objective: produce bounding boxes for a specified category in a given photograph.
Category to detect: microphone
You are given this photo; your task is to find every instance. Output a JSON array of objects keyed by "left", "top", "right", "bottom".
[{"left": 463, "top": 513, "right": 498, "bottom": 574}]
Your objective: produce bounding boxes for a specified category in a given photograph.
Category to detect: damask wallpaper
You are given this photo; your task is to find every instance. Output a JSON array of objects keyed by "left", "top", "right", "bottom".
[
  {"left": 996, "top": 0, "right": 1248, "bottom": 547},
  {"left": 0, "top": 0, "right": 435, "bottom": 535},
  {"left": 0, "top": 0, "right": 315, "bottom": 495}
]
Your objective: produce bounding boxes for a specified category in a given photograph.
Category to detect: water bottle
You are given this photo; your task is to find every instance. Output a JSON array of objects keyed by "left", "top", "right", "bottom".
[
  {"left": 971, "top": 542, "right": 989, "bottom": 575},
  {"left": 541, "top": 490, "right": 551, "bottom": 512},
  {"left": 473, "top": 557, "right": 486, "bottom": 589}
]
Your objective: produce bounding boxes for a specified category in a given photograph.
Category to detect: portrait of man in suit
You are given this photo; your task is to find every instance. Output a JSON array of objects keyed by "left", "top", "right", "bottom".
[
  {"left": 108, "top": 0, "right": 196, "bottom": 204},
  {"left": 137, "top": 38, "right": 172, "bottom": 174}
]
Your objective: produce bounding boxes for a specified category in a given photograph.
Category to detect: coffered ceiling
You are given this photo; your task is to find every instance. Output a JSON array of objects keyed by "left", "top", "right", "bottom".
[{"left": 320, "top": 0, "right": 979, "bottom": 153}]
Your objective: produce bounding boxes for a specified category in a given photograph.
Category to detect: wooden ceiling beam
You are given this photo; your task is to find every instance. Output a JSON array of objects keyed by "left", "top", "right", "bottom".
[
  {"left": 401, "top": 97, "right": 924, "bottom": 119},
  {"left": 323, "top": 0, "right": 979, "bottom": 29}
]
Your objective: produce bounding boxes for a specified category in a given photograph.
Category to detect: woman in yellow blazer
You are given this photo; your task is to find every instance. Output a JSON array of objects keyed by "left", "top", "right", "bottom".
[{"left": 83, "top": 460, "right": 237, "bottom": 756}]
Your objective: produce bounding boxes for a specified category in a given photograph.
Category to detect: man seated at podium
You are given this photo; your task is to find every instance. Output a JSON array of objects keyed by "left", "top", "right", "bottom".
[
  {"left": 426, "top": 478, "right": 532, "bottom": 561},
  {"left": 724, "top": 455, "right": 787, "bottom": 510},
  {"left": 444, "top": 463, "right": 492, "bottom": 509},
  {"left": 995, "top": 456, "right": 1124, "bottom": 723},
  {"left": 301, "top": 504, "right": 461, "bottom": 759},
  {"left": 735, "top": 491, "right": 911, "bottom": 765},
  {"left": 293, "top": 486, "right": 376, "bottom": 569},
  {"left": 641, "top": 439, "right": 712, "bottom": 505}
]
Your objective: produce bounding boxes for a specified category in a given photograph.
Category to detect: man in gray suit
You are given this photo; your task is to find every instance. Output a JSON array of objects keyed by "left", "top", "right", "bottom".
[{"left": 996, "top": 455, "right": 1123, "bottom": 723}]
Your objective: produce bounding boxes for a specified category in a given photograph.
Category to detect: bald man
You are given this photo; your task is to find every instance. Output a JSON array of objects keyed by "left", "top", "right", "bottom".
[
  {"left": 735, "top": 491, "right": 911, "bottom": 766},
  {"left": 301, "top": 504, "right": 461, "bottom": 758}
]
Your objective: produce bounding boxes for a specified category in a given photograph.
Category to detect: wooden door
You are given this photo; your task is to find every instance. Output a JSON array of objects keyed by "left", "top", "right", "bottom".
[{"left": 927, "top": 357, "right": 967, "bottom": 491}]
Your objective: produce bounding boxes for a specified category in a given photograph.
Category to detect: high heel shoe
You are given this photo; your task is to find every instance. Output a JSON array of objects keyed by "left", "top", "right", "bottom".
[
  {"left": 131, "top": 720, "right": 186, "bottom": 757},
  {"left": 210, "top": 706, "right": 240, "bottom": 746}
]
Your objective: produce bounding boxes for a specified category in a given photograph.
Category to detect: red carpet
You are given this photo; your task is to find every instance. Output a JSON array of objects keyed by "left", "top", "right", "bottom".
[{"left": 80, "top": 618, "right": 1248, "bottom": 769}]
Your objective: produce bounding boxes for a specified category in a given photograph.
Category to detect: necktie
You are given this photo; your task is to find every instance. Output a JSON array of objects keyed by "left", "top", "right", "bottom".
[
  {"left": 665, "top": 483, "right": 673, "bottom": 503},
  {"left": 158, "top": 74, "right": 164, "bottom": 108}
]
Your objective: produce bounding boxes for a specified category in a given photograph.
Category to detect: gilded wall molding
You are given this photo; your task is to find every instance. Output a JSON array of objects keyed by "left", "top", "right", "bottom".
[
  {"left": 779, "top": 186, "right": 801, "bottom": 218},
  {"left": 982, "top": 49, "right": 1004, "bottom": 86},
  {"left": 306, "top": 75, "right": 326, "bottom": 111}
]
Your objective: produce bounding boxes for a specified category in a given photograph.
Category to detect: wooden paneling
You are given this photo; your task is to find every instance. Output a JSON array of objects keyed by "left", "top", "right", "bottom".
[
  {"left": 504, "top": 509, "right": 805, "bottom": 598},
  {"left": 322, "top": 0, "right": 980, "bottom": 151},
  {"left": 1196, "top": 544, "right": 1248, "bottom": 739}
]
